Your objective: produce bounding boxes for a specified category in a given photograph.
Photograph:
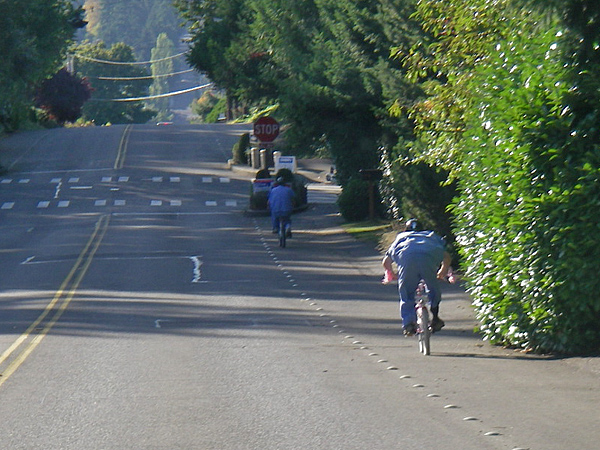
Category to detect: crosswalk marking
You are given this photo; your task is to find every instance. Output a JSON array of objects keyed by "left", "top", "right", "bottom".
[
  {"left": 151, "top": 200, "right": 162, "bottom": 206},
  {"left": 95, "top": 200, "right": 107, "bottom": 206},
  {"left": 37, "top": 201, "right": 50, "bottom": 209},
  {"left": 1, "top": 202, "right": 14, "bottom": 210}
]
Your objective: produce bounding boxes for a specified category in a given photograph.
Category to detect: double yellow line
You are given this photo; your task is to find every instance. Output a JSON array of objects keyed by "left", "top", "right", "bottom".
[
  {"left": 114, "top": 124, "right": 132, "bottom": 170},
  {"left": 0, "top": 215, "right": 111, "bottom": 388}
]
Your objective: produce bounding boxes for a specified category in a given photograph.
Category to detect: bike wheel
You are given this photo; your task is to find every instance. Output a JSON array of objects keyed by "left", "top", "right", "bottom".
[
  {"left": 417, "top": 307, "right": 431, "bottom": 355},
  {"left": 279, "top": 219, "right": 286, "bottom": 248}
]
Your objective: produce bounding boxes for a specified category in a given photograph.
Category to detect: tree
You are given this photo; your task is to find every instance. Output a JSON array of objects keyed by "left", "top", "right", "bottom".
[
  {"left": 74, "top": 41, "right": 155, "bottom": 124},
  {"left": 0, "top": 0, "right": 82, "bottom": 132},
  {"left": 148, "top": 33, "right": 175, "bottom": 122},
  {"left": 85, "top": 0, "right": 182, "bottom": 60},
  {"left": 35, "top": 69, "right": 92, "bottom": 124}
]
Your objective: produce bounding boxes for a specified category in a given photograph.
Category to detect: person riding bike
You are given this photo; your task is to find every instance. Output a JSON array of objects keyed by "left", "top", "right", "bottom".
[
  {"left": 382, "top": 219, "right": 451, "bottom": 336},
  {"left": 268, "top": 177, "right": 295, "bottom": 237}
]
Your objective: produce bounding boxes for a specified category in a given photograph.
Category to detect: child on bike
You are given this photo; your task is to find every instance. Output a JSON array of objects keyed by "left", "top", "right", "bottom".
[
  {"left": 268, "top": 177, "right": 295, "bottom": 237},
  {"left": 382, "top": 219, "right": 451, "bottom": 336}
]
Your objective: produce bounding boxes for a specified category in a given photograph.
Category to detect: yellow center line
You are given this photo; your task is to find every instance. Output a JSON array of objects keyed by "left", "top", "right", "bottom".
[
  {"left": 114, "top": 124, "right": 132, "bottom": 170},
  {"left": 0, "top": 214, "right": 111, "bottom": 388}
]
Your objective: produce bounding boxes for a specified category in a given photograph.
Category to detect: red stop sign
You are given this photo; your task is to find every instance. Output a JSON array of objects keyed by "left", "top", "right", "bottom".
[{"left": 253, "top": 116, "right": 280, "bottom": 142}]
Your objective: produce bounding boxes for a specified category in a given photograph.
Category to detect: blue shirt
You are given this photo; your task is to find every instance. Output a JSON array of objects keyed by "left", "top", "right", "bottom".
[
  {"left": 268, "top": 184, "right": 295, "bottom": 214},
  {"left": 386, "top": 231, "right": 446, "bottom": 266}
]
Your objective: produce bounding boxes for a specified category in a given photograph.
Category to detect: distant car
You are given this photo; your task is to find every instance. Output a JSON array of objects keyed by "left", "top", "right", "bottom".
[{"left": 156, "top": 121, "right": 173, "bottom": 126}]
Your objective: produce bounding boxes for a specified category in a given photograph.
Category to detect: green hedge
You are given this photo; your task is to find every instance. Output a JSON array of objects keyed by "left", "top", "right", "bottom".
[{"left": 452, "top": 26, "right": 600, "bottom": 353}]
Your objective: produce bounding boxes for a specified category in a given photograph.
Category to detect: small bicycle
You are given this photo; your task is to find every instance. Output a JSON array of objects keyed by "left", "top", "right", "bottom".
[
  {"left": 414, "top": 280, "right": 431, "bottom": 356},
  {"left": 382, "top": 271, "right": 435, "bottom": 356},
  {"left": 278, "top": 216, "right": 291, "bottom": 248}
]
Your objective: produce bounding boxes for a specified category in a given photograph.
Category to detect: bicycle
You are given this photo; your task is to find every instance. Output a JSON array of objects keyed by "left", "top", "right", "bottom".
[
  {"left": 414, "top": 280, "right": 431, "bottom": 355},
  {"left": 277, "top": 215, "right": 291, "bottom": 248},
  {"left": 382, "top": 271, "right": 433, "bottom": 356}
]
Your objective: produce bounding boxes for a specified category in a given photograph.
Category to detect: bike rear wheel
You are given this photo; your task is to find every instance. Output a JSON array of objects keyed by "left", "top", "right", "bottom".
[
  {"left": 417, "top": 306, "right": 431, "bottom": 355},
  {"left": 278, "top": 218, "right": 286, "bottom": 248}
]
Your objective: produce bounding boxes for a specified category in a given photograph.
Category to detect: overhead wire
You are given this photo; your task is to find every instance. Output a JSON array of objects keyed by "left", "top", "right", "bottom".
[
  {"left": 90, "top": 83, "right": 213, "bottom": 102},
  {"left": 73, "top": 52, "right": 208, "bottom": 102},
  {"left": 91, "top": 68, "right": 195, "bottom": 81},
  {"left": 73, "top": 51, "right": 188, "bottom": 65}
]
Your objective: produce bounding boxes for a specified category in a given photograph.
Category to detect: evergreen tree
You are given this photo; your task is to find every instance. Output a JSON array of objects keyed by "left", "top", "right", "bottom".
[{"left": 149, "top": 33, "right": 175, "bottom": 121}]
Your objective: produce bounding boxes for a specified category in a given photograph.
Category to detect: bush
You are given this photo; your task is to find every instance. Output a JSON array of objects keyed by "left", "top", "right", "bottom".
[
  {"left": 337, "top": 177, "right": 372, "bottom": 222},
  {"left": 232, "top": 133, "right": 250, "bottom": 164}
]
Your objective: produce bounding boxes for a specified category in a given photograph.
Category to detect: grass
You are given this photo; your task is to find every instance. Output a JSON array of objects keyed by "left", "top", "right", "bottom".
[{"left": 342, "top": 220, "right": 396, "bottom": 249}]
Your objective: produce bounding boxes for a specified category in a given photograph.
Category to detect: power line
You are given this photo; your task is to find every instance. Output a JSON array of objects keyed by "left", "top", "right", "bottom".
[
  {"left": 90, "top": 68, "right": 196, "bottom": 81},
  {"left": 90, "top": 83, "right": 213, "bottom": 102},
  {"left": 74, "top": 51, "right": 188, "bottom": 66}
]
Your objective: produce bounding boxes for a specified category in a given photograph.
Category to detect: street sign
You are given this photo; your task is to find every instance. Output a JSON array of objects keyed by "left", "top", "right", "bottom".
[{"left": 253, "top": 116, "right": 280, "bottom": 142}]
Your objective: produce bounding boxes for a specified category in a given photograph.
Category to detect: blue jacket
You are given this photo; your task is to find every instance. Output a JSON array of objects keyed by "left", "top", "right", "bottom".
[{"left": 268, "top": 184, "right": 295, "bottom": 214}]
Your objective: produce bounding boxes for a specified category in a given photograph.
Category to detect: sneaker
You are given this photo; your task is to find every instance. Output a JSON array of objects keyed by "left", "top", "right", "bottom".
[
  {"left": 431, "top": 316, "right": 445, "bottom": 333},
  {"left": 403, "top": 322, "right": 417, "bottom": 336}
]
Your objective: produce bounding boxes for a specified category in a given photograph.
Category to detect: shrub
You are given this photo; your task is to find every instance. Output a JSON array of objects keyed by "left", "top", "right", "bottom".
[
  {"left": 337, "top": 177, "right": 372, "bottom": 221},
  {"left": 232, "top": 133, "right": 250, "bottom": 164}
]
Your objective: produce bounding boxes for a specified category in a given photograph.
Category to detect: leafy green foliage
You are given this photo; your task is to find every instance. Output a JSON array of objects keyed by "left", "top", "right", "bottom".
[
  {"left": 232, "top": 133, "right": 250, "bottom": 164},
  {"left": 411, "top": 0, "right": 600, "bottom": 353},
  {"left": 84, "top": 0, "right": 181, "bottom": 60},
  {"left": 74, "top": 41, "right": 155, "bottom": 124},
  {"left": 149, "top": 33, "right": 175, "bottom": 122},
  {"left": 0, "top": 0, "right": 80, "bottom": 132}
]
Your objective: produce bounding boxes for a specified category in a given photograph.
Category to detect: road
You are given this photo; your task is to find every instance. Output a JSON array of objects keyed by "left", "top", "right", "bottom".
[{"left": 0, "top": 124, "right": 598, "bottom": 450}]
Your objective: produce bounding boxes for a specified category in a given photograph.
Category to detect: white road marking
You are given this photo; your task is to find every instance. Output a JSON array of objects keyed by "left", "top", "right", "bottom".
[
  {"left": 37, "top": 201, "right": 50, "bottom": 209},
  {"left": 190, "top": 256, "right": 203, "bottom": 283},
  {"left": 1, "top": 202, "right": 15, "bottom": 209}
]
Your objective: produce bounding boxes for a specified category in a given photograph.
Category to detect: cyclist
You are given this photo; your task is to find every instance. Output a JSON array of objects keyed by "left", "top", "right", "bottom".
[
  {"left": 268, "top": 177, "right": 295, "bottom": 237},
  {"left": 382, "top": 219, "right": 451, "bottom": 336}
]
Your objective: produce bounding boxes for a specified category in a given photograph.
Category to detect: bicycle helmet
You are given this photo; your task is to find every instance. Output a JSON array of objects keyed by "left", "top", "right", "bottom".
[{"left": 405, "top": 218, "right": 420, "bottom": 231}]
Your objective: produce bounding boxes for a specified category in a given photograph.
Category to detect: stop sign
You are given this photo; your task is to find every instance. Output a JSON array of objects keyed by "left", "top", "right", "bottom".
[{"left": 253, "top": 116, "right": 280, "bottom": 142}]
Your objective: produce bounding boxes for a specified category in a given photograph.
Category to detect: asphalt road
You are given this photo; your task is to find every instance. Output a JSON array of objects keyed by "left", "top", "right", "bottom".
[{"left": 0, "top": 124, "right": 598, "bottom": 450}]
